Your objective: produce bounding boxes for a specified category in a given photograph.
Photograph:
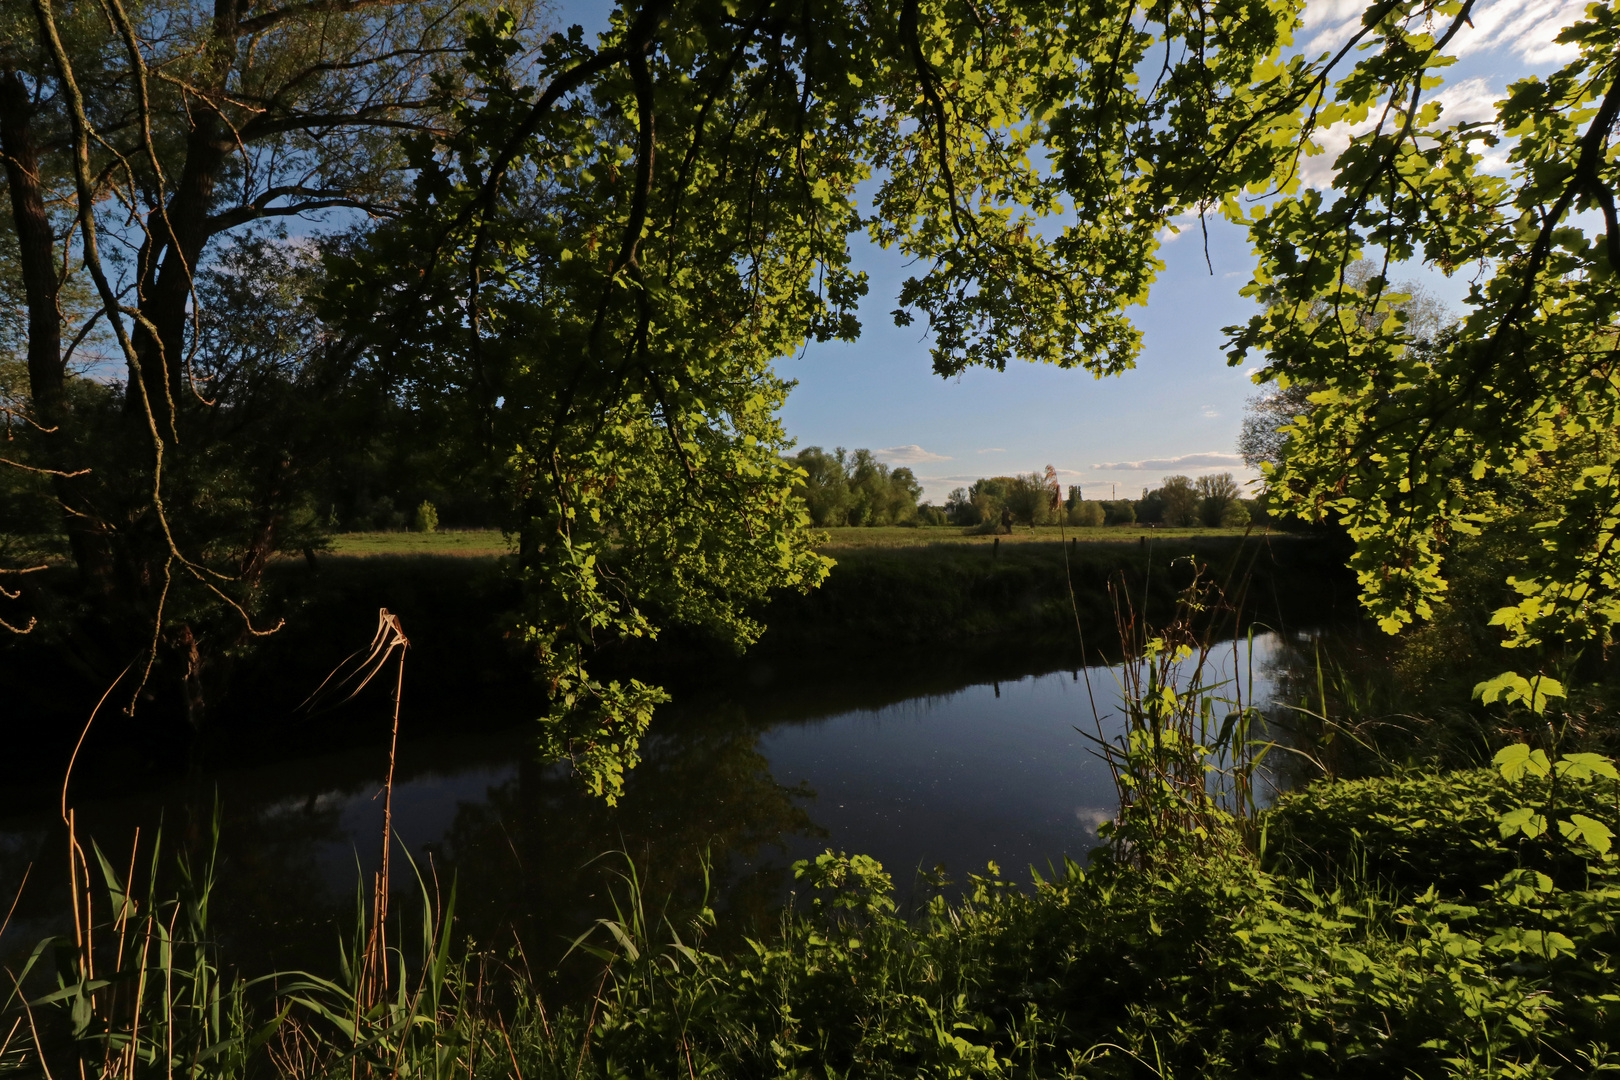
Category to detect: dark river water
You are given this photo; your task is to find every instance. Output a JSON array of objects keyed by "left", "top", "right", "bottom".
[{"left": 1, "top": 630, "right": 1311, "bottom": 980}]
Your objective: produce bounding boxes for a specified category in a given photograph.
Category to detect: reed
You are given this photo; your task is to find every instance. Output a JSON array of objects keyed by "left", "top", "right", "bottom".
[{"left": 1080, "top": 557, "right": 1275, "bottom": 864}]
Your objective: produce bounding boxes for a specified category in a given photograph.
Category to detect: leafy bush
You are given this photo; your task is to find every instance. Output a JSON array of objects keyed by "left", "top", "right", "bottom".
[
  {"left": 549, "top": 752, "right": 1620, "bottom": 1078},
  {"left": 414, "top": 500, "right": 439, "bottom": 533}
]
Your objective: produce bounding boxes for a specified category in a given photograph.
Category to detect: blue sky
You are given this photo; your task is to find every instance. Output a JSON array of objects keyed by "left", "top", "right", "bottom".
[{"left": 556, "top": 0, "right": 1589, "bottom": 502}]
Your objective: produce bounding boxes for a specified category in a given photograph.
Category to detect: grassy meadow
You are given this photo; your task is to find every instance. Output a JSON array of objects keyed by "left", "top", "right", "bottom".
[{"left": 321, "top": 523, "right": 1261, "bottom": 557}]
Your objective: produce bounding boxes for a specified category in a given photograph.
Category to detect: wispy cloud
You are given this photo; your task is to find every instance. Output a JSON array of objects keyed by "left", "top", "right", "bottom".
[
  {"left": 1201, "top": 405, "right": 1220, "bottom": 418},
  {"left": 1294, "top": 75, "right": 1515, "bottom": 187},
  {"left": 1305, "top": 0, "right": 1584, "bottom": 62},
  {"left": 877, "top": 444, "right": 951, "bottom": 465},
  {"left": 1092, "top": 452, "right": 1245, "bottom": 471},
  {"left": 976, "top": 447, "right": 1006, "bottom": 454}
]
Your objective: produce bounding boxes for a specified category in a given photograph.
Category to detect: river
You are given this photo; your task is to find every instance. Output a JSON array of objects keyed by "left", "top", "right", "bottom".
[{"left": 0, "top": 629, "right": 1311, "bottom": 982}]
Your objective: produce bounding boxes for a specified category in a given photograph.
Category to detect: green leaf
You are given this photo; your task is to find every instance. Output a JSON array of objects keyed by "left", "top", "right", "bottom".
[
  {"left": 1497, "top": 806, "right": 1546, "bottom": 839},
  {"left": 1560, "top": 814, "right": 1614, "bottom": 854},
  {"left": 1555, "top": 753, "right": 1620, "bottom": 782},
  {"left": 1493, "top": 744, "right": 1551, "bottom": 781}
]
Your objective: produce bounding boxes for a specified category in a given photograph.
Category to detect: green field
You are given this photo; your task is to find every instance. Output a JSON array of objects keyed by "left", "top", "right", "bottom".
[{"left": 323, "top": 524, "right": 1263, "bottom": 556}]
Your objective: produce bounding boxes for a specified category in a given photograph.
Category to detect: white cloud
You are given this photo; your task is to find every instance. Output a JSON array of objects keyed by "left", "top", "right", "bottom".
[
  {"left": 1092, "top": 452, "right": 1246, "bottom": 471},
  {"left": 1293, "top": 0, "right": 1587, "bottom": 186},
  {"left": 1201, "top": 406, "right": 1221, "bottom": 418},
  {"left": 1429, "top": 77, "right": 1501, "bottom": 125},
  {"left": 976, "top": 447, "right": 1006, "bottom": 454},
  {"left": 1304, "top": 0, "right": 1585, "bottom": 64},
  {"left": 1450, "top": 0, "right": 1586, "bottom": 64},
  {"left": 1294, "top": 75, "right": 1514, "bottom": 188},
  {"left": 876, "top": 444, "right": 951, "bottom": 465},
  {"left": 1157, "top": 211, "right": 1205, "bottom": 244}
]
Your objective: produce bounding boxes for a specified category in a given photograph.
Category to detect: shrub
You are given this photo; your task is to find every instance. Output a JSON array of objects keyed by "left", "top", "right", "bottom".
[
  {"left": 414, "top": 500, "right": 439, "bottom": 533},
  {"left": 1219, "top": 499, "right": 1249, "bottom": 528}
]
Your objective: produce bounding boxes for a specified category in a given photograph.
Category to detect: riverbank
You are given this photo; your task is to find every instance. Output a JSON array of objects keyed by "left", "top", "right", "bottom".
[{"left": 228, "top": 532, "right": 1352, "bottom": 726}]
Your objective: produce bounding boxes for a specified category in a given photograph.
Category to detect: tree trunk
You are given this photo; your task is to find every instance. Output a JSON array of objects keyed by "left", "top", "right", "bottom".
[{"left": 0, "top": 67, "right": 115, "bottom": 594}]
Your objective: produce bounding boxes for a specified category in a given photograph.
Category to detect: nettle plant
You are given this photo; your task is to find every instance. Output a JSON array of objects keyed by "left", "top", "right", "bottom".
[{"left": 1477, "top": 670, "right": 1619, "bottom": 857}]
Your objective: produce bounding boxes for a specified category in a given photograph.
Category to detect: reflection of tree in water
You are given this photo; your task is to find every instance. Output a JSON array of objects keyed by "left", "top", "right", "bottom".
[
  {"left": 0, "top": 789, "right": 352, "bottom": 979},
  {"left": 205, "top": 791, "right": 355, "bottom": 973},
  {"left": 430, "top": 703, "right": 824, "bottom": 988},
  {"left": 1255, "top": 625, "right": 1403, "bottom": 784}
]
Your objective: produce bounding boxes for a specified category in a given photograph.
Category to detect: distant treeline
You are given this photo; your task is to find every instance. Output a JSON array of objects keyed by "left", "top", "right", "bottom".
[
  {"left": 946, "top": 471, "right": 1259, "bottom": 530},
  {"left": 785, "top": 452, "right": 1268, "bottom": 531}
]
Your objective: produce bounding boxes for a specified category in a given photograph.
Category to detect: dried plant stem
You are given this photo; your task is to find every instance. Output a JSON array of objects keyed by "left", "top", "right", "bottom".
[{"left": 359, "top": 612, "right": 409, "bottom": 1014}]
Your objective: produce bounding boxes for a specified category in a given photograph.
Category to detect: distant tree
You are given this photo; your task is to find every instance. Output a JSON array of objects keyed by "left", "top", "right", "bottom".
[
  {"left": 1066, "top": 485, "right": 1084, "bottom": 511},
  {"left": 1196, "top": 473, "right": 1242, "bottom": 527},
  {"left": 916, "top": 504, "right": 948, "bottom": 526},
  {"left": 1068, "top": 501, "right": 1105, "bottom": 527},
  {"left": 789, "top": 447, "right": 923, "bottom": 527},
  {"left": 1135, "top": 487, "right": 1163, "bottom": 524},
  {"left": 889, "top": 468, "right": 925, "bottom": 522},
  {"left": 1156, "top": 476, "right": 1201, "bottom": 527},
  {"left": 969, "top": 477, "right": 1013, "bottom": 525},
  {"left": 1002, "top": 473, "right": 1055, "bottom": 527},
  {"left": 945, "top": 487, "right": 980, "bottom": 526},
  {"left": 792, "top": 447, "right": 854, "bottom": 526}
]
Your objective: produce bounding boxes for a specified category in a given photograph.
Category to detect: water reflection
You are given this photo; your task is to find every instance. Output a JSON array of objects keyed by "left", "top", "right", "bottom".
[{"left": 1, "top": 632, "right": 1300, "bottom": 977}]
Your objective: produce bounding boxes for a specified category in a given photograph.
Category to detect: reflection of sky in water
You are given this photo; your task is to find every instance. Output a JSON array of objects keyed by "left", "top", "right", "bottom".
[
  {"left": 754, "top": 631, "right": 1286, "bottom": 882},
  {"left": 276, "top": 632, "right": 1290, "bottom": 889}
]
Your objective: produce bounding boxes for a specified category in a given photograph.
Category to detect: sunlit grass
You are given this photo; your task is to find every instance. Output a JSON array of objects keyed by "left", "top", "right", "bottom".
[{"left": 326, "top": 529, "right": 513, "bottom": 556}]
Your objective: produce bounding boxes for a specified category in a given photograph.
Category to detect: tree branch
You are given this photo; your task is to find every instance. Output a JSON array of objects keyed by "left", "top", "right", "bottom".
[
  {"left": 238, "top": 0, "right": 422, "bottom": 36},
  {"left": 899, "top": 0, "right": 964, "bottom": 240}
]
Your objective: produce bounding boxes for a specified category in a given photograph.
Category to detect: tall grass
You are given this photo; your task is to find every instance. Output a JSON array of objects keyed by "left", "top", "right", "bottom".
[{"left": 1082, "top": 558, "right": 1275, "bottom": 864}]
